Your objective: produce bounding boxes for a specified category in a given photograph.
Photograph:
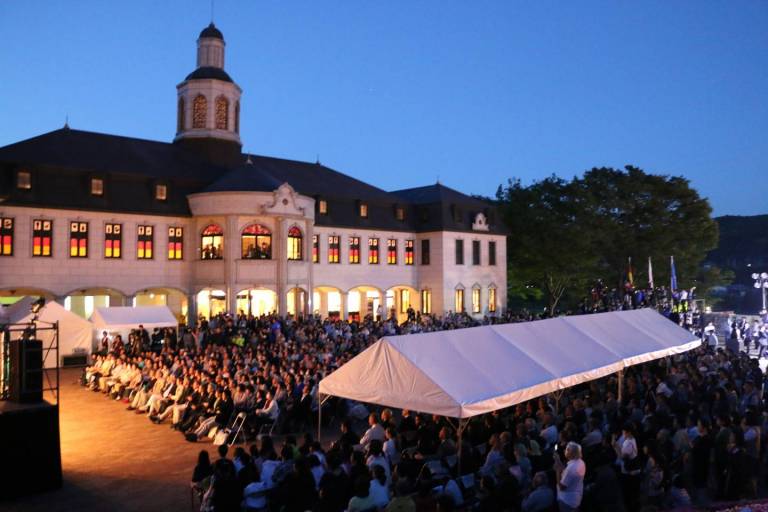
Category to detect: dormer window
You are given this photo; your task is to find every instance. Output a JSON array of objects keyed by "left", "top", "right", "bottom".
[
  {"left": 155, "top": 184, "right": 167, "bottom": 201},
  {"left": 91, "top": 178, "right": 104, "bottom": 196},
  {"left": 359, "top": 203, "right": 368, "bottom": 218},
  {"left": 16, "top": 170, "right": 31, "bottom": 190},
  {"left": 318, "top": 199, "right": 328, "bottom": 215},
  {"left": 395, "top": 207, "right": 405, "bottom": 221}
]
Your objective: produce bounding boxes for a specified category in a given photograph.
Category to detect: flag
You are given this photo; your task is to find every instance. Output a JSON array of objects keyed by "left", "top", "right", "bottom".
[
  {"left": 627, "top": 257, "right": 634, "bottom": 288},
  {"left": 670, "top": 255, "right": 678, "bottom": 292},
  {"left": 648, "top": 256, "right": 654, "bottom": 289}
]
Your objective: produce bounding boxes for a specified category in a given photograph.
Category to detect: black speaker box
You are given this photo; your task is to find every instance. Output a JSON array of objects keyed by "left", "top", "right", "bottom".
[{"left": 9, "top": 338, "right": 43, "bottom": 403}]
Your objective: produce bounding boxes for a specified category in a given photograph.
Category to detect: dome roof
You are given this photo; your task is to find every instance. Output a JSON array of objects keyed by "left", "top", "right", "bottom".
[
  {"left": 199, "top": 22, "right": 224, "bottom": 40},
  {"left": 185, "top": 66, "right": 233, "bottom": 83}
]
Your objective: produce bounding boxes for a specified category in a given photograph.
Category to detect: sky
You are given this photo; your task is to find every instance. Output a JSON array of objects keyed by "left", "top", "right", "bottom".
[{"left": 0, "top": 1, "right": 766, "bottom": 216}]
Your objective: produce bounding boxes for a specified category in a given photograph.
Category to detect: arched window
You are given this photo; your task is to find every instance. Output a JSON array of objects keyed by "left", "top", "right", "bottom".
[
  {"left": 192, "top": 94, "right": 207, "bottom": 129},
  {"left": 201, "top": 224, "right": 223, "bottom": 260},
  {"left": 215, "top": 96, "right": 229, "bottom": 130},
  {"left": 234, "top": 101, "right": 240, "bottom": 133},
  {"left": 242, "top": 224, "right": 271, "bottom": 259},
  {"left": 177, "top": 97, "right": 185, "bottom": 133},
  {"left": 287, "top": 226, "right": 302, "bottom": 261}
]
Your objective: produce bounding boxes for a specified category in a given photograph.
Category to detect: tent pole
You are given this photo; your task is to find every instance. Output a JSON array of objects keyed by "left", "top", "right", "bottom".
[
  {"left": 317, "top": 393, "right": 322, "bottom": 444},
  {"left": 617, "top": 370, "right": 624, "bottom": 404},
  {"left": 457, "top": 418, "right": 466, "bottom": 477}
]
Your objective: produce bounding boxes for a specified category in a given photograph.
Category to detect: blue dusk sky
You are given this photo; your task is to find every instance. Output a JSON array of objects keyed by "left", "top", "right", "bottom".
[{"left": 0, "top": 1, "right": 766, "bottom": 216}]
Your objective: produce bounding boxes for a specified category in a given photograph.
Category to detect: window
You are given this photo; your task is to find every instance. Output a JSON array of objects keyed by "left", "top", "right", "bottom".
[
  {"left": 387, "top": 239, "right": 397, "bottom": 264},
  {"left": 193, "top": 94, "right": 207, "bottom": 128},
  {"left": 328, "top": 235, "right": 340, "bottom": 263},
  {"left": 488, "top": 286, "right": 497, "bottom": 313},
  {"left": 405, "top": 240, "right": 414, "bottom": 265},
  {"left": 472, "top": 240, "right": 480, "bottom": 265},
  {"left": 104, "top": 223, "right": 121, "bottom": 258},
  {"left": 201, "top": 224, "right": 223, "bottom": 259},
  {"left": 454, "top": 288, "right": 465, "bottom": 313},
  {"left": 68, "top": 222, "right": 88, "bottom": 257},
  {"left": 234, "top": 101, "right": 240, "bottom": 134},
  {"left": 395, "top": 207, "right": 405, "bottom": 221},
  {"left": 91, "top": 178, "right": 104, "bottom": 196},
  {"left": 455, "top": 239, "right": 464, "bottom": 265},
  {"left": 17, "top": 170, "right": 31, "bottom": 190},
  {"left": 359, "top": 203, "right": 368, "bottom": 218},
  {"left": 32, "top": 220, "right": 52, "bottom": 257},
  {"left": 287, "top": 226, "right": 302, "bottom": 260},
  {"left": 177, "top": 97, "right": 185, "bottom": 132},
  {"left": 155, "top": 184, "right": 167, "bottom": 201},
  {"left": 349, "top": 236, "right": 360, "bottom": 264},
  {"left": 137, "top": 225, "right": 153, "bottom": 259},
  {"left": 318, "top": 200, "right": 328, "bottom": 215},
  {"left": 215, "top": 96, "right": 229, "bottom": 130},
  {"left": 312, "top": 235, "right": 319, "bottom": 263},
  {"left": 168, "top": 227, "right": 183, "bottom": 260},
  {"left": 489, "top": 241, "right": 497, "bottom": 266},
  {"left": 399, "top": 289, "right": 410, "bottom": 314},
  {"left": 420, "top": 289, "right": 432, "bottom": 314},
  {"left": 368, "top": 238, "right": 379, "bottom": 264},
  {"left": 0, "top": 218, "right": 13, "bottom": 256},
  {"left": 472, "top": 287, "right": 481, "bottom": 313},
  {"left": 242, "top": 224, "right": 271, "bottom": 259},
  {"left": 421, "top": 239, "right": 430, "bottom": 265}
]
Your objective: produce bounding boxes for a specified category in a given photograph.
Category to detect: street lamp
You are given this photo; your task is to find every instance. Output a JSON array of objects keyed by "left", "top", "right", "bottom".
[{"left": 752, "top": 272, "right": 768, "bottom": 315}]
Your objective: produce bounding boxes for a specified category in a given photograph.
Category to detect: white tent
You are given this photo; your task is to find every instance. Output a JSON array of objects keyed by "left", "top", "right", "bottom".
[
  {"left": 5, "top": 297, "right": 94, "bottom": 367},
  {"left": 90, "top": 306, "right": 177, "bottom": 332},
  {"left": 319, "top": 309, "right": 700, "bottom": 419}
]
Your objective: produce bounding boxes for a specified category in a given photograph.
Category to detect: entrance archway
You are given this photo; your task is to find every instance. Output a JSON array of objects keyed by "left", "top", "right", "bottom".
[
  {"left": 312, "top": 286, "right": 343, "bottom": 319},
  {"left": 286, "top": 287, "right": 307, "bottom": 317},
  {"left": 63, "top": 287, "right": 126, "bottom": 319},
  {"left": 346, "top": 285, "right": 384, "bottom": 321},
  {"left": 237, "top": 288, "right": 277, "bottom": 317},
  {"left": 196, "top": 288, "right": 227, "bottom": 319},
  {"left": 134, "top": 287, "right": 189, "bottom": 324},
  {"left": 386, "top": 285, "right": 420, "bottom": 323}
]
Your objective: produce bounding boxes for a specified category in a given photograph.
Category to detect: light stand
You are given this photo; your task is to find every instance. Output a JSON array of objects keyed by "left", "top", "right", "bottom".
[{"left": 752, "top": 272, "right": 768, "bottom": 316}]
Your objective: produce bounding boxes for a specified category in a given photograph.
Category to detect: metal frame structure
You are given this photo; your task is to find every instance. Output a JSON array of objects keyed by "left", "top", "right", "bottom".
[{"left": 0, "top": 320, "right": 60, "bottom": 404}]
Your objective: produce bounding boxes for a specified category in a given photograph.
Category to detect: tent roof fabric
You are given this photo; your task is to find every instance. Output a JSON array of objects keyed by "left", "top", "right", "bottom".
[
  {"left": 319, "top": 309, "right": 700, "bottom": 419},
  {"left": 90, "top": 306, "right": 177, "bottom": 330}
]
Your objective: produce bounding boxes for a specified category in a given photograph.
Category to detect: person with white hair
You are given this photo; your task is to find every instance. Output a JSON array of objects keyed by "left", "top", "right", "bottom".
[{"left": 553, "top": 441, "right": 586, "bottom": 512}]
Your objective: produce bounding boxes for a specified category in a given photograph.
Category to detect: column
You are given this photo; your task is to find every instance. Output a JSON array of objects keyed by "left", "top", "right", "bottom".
[
  {"left": 306, "top": 219, "right": 314, "bottom": 318},
  {"left": 225, "top": 215, "right": 238, "bottom": 314},
  {"left": 124, "top": 294, "right": 136, "bottom": 307},
  {"left": 344, "top": 292, "right": 352, "bottom": 321},
  {"left": 276, "top": 216, "right": 288, "bottom": 316},
  {"left": 186, "top": 293, "right": 197, "bottom": 327},
  {"left": 318, "top": 291, "right": 327, "bottom": 318}
]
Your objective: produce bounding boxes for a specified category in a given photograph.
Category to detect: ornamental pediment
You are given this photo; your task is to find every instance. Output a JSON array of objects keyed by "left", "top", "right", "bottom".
[{"left": 263, "top": 183, "right": 305, "bottom": 216}]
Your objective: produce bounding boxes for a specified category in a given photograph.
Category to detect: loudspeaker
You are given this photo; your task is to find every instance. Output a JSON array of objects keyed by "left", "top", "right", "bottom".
[{"left": 9, "top": 339, "right": 43, "bottom": 403}]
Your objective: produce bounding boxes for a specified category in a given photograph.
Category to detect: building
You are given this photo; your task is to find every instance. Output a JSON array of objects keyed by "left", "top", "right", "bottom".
[{"left": 0, "top": 23, "right": 506, "bottom": 323}]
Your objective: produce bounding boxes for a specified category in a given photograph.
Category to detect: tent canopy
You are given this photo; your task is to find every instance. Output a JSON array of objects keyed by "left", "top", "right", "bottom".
[
  {"left": 90, "top": 306, "right": 177, "bottom": 331},
  {"left": 319, "top": 309, "right": 700, "bottom": 419}
]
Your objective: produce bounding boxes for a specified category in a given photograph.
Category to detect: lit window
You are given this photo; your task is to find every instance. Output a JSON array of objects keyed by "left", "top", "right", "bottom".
[
  {"left": 287, "top": 226, "right": 302, "bottom": 261},
  {"left": 192, "top": 94, "right": 207, "bottom": 128},
  {"left": 421, "top": 289, "right": 432, "bottom": 314},
  {"left": 137, "top": 225, "right": 153, "bottom": 259},
  {"left": 359, "top": 203, "right": 368, "bottom": 218},
  {"left": 400, "top": 289, "right": 410, "bottom": 314},
  {"left": 405, "top": 240, "right": 414, "bottom": 265},
  {"left": 455, "top": 239, "right": 464, "bottom": 265},
  {"left": 32, "top": 220, "right": 52, "bottom": 257},
  {"left": 349, "top": 236, "right": 360, "bottom": 264},
  {"left": 368, "top": 238, "right": 379, "bottom": 264},
  {"left": 489, "top": 241, "right": 497, "bottom": 266},
  {"left": 472, "top": 240, "right": 480, "bottom": 265},
  {"left": 328, "top": 235, "right": 339, "bottom": 263},
  {"left": 177, "top": 97, "right": 185, "bottom": 132},
  {"left": 472, "top": 287, "right": 481, "bottom": 313},
  {"left": 387, "top": 239, "right": 397, "bottom": 264},
  {"left": 91, "top": 178, "right": 104, "bottom": 196},
  {"left": 242, "top": 224, "right": 271, "bottom": 259},
  {"left": 17, "top": 170, "right": 31, "bottom": 190},
  {"left": 215, "top": 95, "right": 229, "bottom": 130},
  {"left": 168, "top": 227, "right": 183, "bottom": 260},
  {"left": 318, "top": 200, "right": 328, "bottom": 215},
  {"left": 104, "top": 223, "right": 121, "bottom": 258},
  {"left": 312, "top": 235, "right": 319, "bottom": 263},
  {"left": 155, "top": 184, "right": 167, "bottom": 201},
  {"left": 0, "top": 218, "right": 13, "bottom": 256},
  {"left": 201, "top": 224, "right": 224, "bottom": 260},
  {"left": 234, "top": 101, "right": 240, "bottom": 134},
  {"left": 69, "top": 221, "right": 88, "bottom": 258},
  {"left": 395, "top": 207, "right": 405, "bottom": 221},
  {"left": 421, "top": 239, "right": 430, "bottom": 265},
  {"left": 489, "top": 287, "right": 497, "bottom": 313},
  {"left": 454, "top": 288, "right": 465, "bottom": 313}
]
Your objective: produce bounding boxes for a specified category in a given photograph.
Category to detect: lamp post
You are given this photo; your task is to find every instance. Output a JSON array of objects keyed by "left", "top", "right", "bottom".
[{"left": 753, "top": 272, "right": 768, "bottom": 315}]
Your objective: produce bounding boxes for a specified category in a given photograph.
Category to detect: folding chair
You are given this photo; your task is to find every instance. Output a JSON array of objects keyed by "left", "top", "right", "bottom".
[
  {"left": 229, "top": 412, "right": 248, "bottom": 446},
  {"left": 258, "top": 412, "right": 278, "bottom": 436}
]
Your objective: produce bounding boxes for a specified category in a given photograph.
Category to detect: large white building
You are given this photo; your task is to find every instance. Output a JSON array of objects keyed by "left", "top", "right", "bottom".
[{"left": 0, "top": 23, "right": 507, "bottom": 324}]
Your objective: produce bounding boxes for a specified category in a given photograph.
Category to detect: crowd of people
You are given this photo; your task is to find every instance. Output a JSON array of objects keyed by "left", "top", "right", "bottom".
[{"left": 80, "top": 298, "right": 768, "bottom": 511}]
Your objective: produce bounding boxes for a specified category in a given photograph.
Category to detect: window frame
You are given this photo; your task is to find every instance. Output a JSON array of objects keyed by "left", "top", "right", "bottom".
[
  {"left": 328, "top": 235, "right": 340, "bottom": 264},
  {"left": 454, "top": 288, "right": 465, "bottom": 313},
  {"left": 318, "top": 199, "right": 328, "bottom": 215},
  {"left": 489, "top": 240, "right": 497, "bottom": 266},
  {"left": 155, "top": 183, "right": 168, "bottom": 201},
  {"left": 421, "top": 289, "right": 432, "bottom": 315},
  {"left": 16, "top": 170, "right": 32, "bottom": 190},
  {"left": 69, "top": 221, "right": 89, "bottom": 258},
  {"left": 404, "top": 239, "right": 414, "bottom": 265},
  {"left": 359, "top": 203, "right": 368, "bottom": 218},
  {"left": 472, "top": 240, "right": 481, "bottom": 266},
  {"left": 421, "top": 239, "right": 430, "bottom": 265},
  {"left": 368, "top": 238, "right": 379, "bottom": 264},
  {"left": 287, "top": 226, "right": 302, "bottom": 261},
  {"left": 455, "top": 239, "right": 464, "bottom": 265},
  {"left": 201, "top": 224, "right": 224, "bottom": 260},
  {"left": 312, "top": 234, "right": 319, "bottom": 263},
  {"left": 32, "top": 219, "right": 53, "bottom": 257},
  {"left": 488, "top": 286, "right": 497, "bottom": 313},
  {"left": 192, "top": 94, "right": 207, "bottom": 129},
  {"left": 90, "top": 177, "right": 104, "bottom": 196},
  {"left": 472, "top": 286, "right": 481, "bottom": 314},
  {"left": 137, "top": 225, "right": 154, "bottom": 259},
  {"left": 387, "top": 239, "right": 398, "bottom": 265},
  {"left": 168, "top": 226, "right": 183, "bottom": 260},
  {"left": 104, "top": 222, "right": 122, "bottom": 259},
  {"left": 349, "top": 236, "right": 361, "bottom": 264},
  {"left": 241, "top": 224, "right": 272, "bottom": 260},
  {"left": 0, "top": 217, "right": 14, "bottom": 256}
]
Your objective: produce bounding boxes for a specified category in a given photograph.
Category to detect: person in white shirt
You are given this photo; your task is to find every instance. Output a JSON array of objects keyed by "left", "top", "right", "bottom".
[
  {"left": 554, "top": 442, "right": 586, "bottom": 512},
  {"left": 359, "top": 413, "right": 385, "bottom": 450}
]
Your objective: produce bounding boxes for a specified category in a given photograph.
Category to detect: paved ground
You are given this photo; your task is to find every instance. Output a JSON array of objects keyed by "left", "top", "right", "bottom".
[{"left": 4, "top": 369, "right": 223, "bottom": 512}]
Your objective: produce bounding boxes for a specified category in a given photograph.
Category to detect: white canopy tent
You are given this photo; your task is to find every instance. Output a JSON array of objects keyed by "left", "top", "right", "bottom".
[
  {"left": 319, "top": 309, "right": 700, "bottom": 420},
  {"left": 5, "top": 297, "right": 93, "bottom": 367},
  {"left": 90, "top": 306, "right": 178, "bottom": 344}
]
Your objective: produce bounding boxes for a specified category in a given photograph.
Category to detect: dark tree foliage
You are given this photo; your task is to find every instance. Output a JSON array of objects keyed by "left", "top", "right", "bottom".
[{"left": 497, "top": 165, "right": 722, "bottom": 313}]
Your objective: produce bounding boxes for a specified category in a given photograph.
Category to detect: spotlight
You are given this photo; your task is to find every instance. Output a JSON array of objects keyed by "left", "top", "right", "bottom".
[{"left": 30, "top": 297, "right": 46, "bottom": 315}]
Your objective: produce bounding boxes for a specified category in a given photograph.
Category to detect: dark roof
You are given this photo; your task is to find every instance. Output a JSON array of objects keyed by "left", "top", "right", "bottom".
[
  {"left": 185, "top": 67, "right": 233, "bottom": 83},
  {"left": 199, "top": 23, "right": 224, "bottom": 41},
  {"left": 391, "top": 182, "right": 488, "bottom": 205}
]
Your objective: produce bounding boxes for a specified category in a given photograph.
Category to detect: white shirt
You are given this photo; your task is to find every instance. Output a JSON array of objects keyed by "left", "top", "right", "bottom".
[
  {"left": 359, "top": 423, "right": 386, "bottom": 448},
  {"left": 558, "top": 458, "right": 586, "bottom": 508},
  {"left": 620, "top": 437, "right": 639, "bottom": 474}
]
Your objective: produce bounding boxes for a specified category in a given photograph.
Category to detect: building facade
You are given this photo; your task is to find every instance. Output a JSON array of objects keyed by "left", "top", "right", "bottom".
[{"left": 0, "top": 24, "right": 506, "bottom": 323}]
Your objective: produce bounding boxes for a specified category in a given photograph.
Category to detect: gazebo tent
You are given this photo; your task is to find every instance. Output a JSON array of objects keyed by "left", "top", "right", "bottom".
[
  {"left": 5, "top": 297, "right": 94, "bottom": 367},
  {"left": 319, "top": 309, "right": 700, "bottom": 419},
  {"left": 90, "top": 306, "right": 177, "bottom": 332}
]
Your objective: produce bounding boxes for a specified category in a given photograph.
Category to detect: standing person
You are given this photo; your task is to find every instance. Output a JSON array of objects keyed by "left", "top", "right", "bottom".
[
  {"left": 615, "top": 424, "right": 642, "bottom": 512},
  {"left": 554, "top": 442, "right": 586, "bottom": 512}
]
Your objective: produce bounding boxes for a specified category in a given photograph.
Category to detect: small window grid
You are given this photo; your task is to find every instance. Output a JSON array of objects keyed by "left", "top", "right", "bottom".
[
  {"left": 155, "top": 184, "right": 167, "bottom": 201},
  {"left": 368, "top": 238, "right": 379, "bottom": 264},
  {"left": 312, "top": 235, "right": 319, "bottom": 263},
  {"left": 404, "top": 240, "right": 414, "bottom": 265},
  {"left": 349, "top": 236, "right": 360, "bottom": 264},
  {"left": 455, "top": 239, "right": 464, "bottom": 265},
  {"left": 104, "top": 223, "right": 122, "bottom": 258},
  {"left": 472, "top": 288, "right": 481, "bottom": 313},
  {"left": 137, "top": 225, "right": 154, "bottom": 259},
  {"left": 328, "top": 235, "right": 340, "bottom": 263},
  {"left": 472, "top": 240, "right": 480, "bottom": 265},
  {"left": 421, "top": 289, "right": 432, "bottom": 314},
  {"left": 287, "top": 226, "right": 302, "bottom": 261},
  {"left": 32, "top": 220, "right": 53, "bottom": 257},
  {"left": 489, "top": 287, "right": 497, "bottom": 313},
  {"left": 318, "top": 200, "right": 328, "bottom": 215},
  {"left": 387, "top": 239, "right": 397, "bottom": 265},
  {"left": 69, "top": 222, "right": 88, "bottom": 258},
  {"left": 168, "top": 227, "right": 183, "bottom": 260},
  {"left": 421, "top": 239, "right": 430, "bottom": 265},
  {"left": 0, "top": 218, "right": 13, "bottom": 256},
  {"left": 17, "top": 171, "right": 31, "bottom": 190},
  {"left": 489, "top": 241, "right": 497, "bottom": 266},
  {"left": 91, "top": 178, "right": 104, "bottom": 196}
]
